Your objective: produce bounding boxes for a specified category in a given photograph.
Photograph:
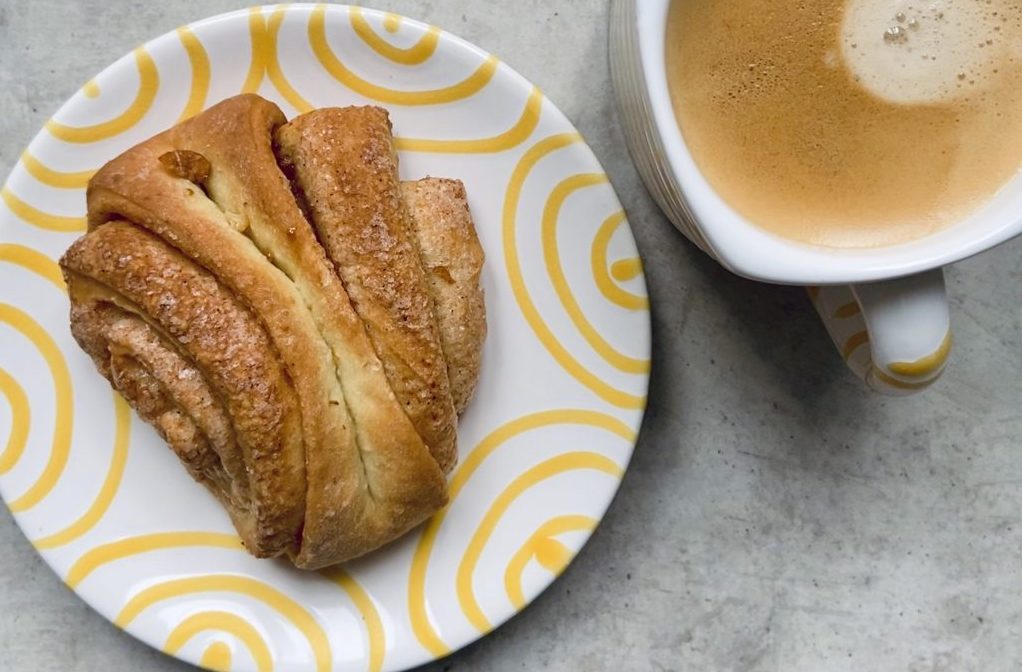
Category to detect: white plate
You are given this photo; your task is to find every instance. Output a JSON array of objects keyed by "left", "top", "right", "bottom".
[{"left": 0, "top": 5, "right": 650, "bottom": 671}]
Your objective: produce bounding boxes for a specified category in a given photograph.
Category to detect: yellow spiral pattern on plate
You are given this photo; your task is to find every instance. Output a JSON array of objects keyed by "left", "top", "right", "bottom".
[
  {"left": 0, "top": 243, "right": 65, "bottom": 291},
  {"left": 349, "top": 7, "right": 440, "bottom": 65},
  {"left": 409, "top": 410, "right": 634, "bottom": 655},
  {"left": 176, "top": 25, "right": 211, "bottom": 122},
  {"left": 0, "top": 246, "right": 129, "bottom": 547},
  {"left": 0, "top": 368, "right": 29, "bottom": 475},
  {"left": 47, "top": 48, "right": 160, "bottom": 144},
  {"left": 456, "top": 451, "right": 622, "bottom": 633},
  {"left": 0, "top": 246, "right": 63, "bottom": 488},
  {"left": 592, "top": 212, "right": 648, "bottom": 311},
  {"left": 19, "top": 152, "right": 94, "bottom": 190},
  {"left": 0, "top": 5, "right": 649, "bottom": 671},
  {"left": 243, "top": 6, "right": 314, "bottom": 113},
  {"left": 611, "top": 259, "right": 643, "bottom": 282},
  {"left": 504, "top": 514, "right": 596, "bottom": 609},
  {"left": 165, "top": 611, "right": 273, "bottom": 672},
  {"left": 0, "top": 304, "right": 73, "bottom": 513},
  {"left": 310, "top": 4, "right": 498, "bottom": 106},
  {"left": 200, "top": 641, "right": 234, "bottom": 671},
  {"left": 65, "top": 530, "right": 384, "bottom": 672},
  {"left": 394, "top": 86, "right": 542, "bottom": 154},
  {"left": 18, "top": 25, "right": 206, "bottom": 187},
  {"left": 542, "top": 173, "right": 649, "bottom": 374},
  {"left": 0, "top": 187, "right": 85, "bottom": 232},
  {"left": 504, "top": 134, "right": 647, "bottom": 409},
  {"left": 115, "top": 575, "right": 331, "bottom": 672},
  {"left": 321, "top": 566, "right": 386, "bottom": 672},
  {"left": 32, "top": 393, "right": 130, "bottom": 550},
  {"left": 67, "top": 532, "right": 244, "bottom": 588}
]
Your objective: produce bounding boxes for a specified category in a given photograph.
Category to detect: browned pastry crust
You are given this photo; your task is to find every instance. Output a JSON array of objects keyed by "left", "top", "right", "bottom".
[
  {"left": 274, "top": 108, "right": 458, "bottom": 473},
  {"left": 59, "top": 94, "right": 486, "bottom": 569},
  {"left": 401, "top": 178, "right": 486, "bottom": 413},
  {"left": 62, "top": 222, "right": 306, "bottom": 554}
]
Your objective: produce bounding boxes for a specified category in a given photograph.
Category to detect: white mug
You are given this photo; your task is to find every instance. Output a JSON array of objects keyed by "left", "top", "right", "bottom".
[{"left": 609, "top": 0, "right": 1022, "bottom": 394}]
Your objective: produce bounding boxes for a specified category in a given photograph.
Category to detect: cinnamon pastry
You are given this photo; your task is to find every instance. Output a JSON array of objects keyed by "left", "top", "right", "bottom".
[
  {"left": 401, "top": 178, "right": 486, "bottom": 414},
  {"left": 59, "top": 94, "right": 486, "bottom": 569}
]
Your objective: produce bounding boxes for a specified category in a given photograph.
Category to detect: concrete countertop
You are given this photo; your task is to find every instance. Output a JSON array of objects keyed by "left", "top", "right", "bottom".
[{"left": 2, "top": 2, "right": 1021, "bottom": 670}]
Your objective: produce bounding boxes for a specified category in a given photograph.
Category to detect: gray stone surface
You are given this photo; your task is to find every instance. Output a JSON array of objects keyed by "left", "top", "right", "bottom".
[{"left": 2, "top": 1, "right": 1022, "bottom": 670}]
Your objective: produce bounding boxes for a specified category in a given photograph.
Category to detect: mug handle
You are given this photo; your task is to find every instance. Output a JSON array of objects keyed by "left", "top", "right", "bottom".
[{"left": 809, "top": 269, "right": 951, "bottom": 394}]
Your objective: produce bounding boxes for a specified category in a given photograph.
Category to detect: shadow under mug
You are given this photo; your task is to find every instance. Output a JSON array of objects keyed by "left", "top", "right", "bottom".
[{"left": 609, "top": 0, "right": 1022, "bottom": 394}]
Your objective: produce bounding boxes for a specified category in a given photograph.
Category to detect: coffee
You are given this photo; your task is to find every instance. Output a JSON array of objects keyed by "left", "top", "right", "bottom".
[{"left": 665, "top": 0, "right": 1022, "bottom": 248}]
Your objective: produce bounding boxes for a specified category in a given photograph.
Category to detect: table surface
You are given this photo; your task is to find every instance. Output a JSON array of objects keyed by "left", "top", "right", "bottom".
[{"left": 3, "top": 2, "right": 1022, "bottom": 671}]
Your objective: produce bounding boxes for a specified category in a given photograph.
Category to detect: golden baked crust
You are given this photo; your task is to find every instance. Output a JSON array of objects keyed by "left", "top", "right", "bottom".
[
  {"left": 62, "top": 222, "right": 306, "bottom": 555},
  {"left": 59, "top": 94, "right": 486, "bottom": 569},
  {"left": 274, "top": 107, "right": 458, "bottom": 473},
  {"left": 402, "top": 178, "right": 486, "bottom": 413}
]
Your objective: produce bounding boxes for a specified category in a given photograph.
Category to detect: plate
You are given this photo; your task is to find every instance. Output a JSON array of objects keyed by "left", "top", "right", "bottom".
[{"left": 0, "top": 5, "right": 650, "bottom": 671}]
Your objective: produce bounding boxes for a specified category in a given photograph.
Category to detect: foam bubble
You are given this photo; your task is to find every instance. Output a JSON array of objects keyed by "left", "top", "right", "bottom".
[{"left": 840, "top": 0, "right": 1021, "bottom": 105}]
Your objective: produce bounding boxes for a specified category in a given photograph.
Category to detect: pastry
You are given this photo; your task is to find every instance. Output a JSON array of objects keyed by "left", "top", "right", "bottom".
[
  {"left": 59, "top": 94, "right": 486, "bottom": 569},
  {"left": 275, "top": 107, "right": 458, "bottom": 473},
  {"left": 401, "top": 177, "right": 486, "bottom": 413}
]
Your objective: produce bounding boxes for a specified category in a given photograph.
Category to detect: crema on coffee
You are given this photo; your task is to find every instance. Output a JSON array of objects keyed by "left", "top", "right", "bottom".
[{"left": 666, "top": 0, "right": 1022, "bottom": 248}]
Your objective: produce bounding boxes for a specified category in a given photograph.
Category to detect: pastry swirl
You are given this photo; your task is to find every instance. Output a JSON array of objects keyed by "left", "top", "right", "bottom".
[{"left": 59, "top": 94, "right": 485, "bottom": 569}]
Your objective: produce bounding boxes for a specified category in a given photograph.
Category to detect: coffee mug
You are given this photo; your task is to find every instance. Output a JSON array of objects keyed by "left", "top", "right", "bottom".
[{"left": 609, "top": 0, "right": 1022, "bottom": 394}]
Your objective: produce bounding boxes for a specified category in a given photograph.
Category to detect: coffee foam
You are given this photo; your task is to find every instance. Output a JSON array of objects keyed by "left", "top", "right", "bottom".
[
  {"left": 841, "top": 0, "right": 1022, "bottom": 105},
  {"left": 666, "top": 0, "right": 1022, "bottom": 248}
]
